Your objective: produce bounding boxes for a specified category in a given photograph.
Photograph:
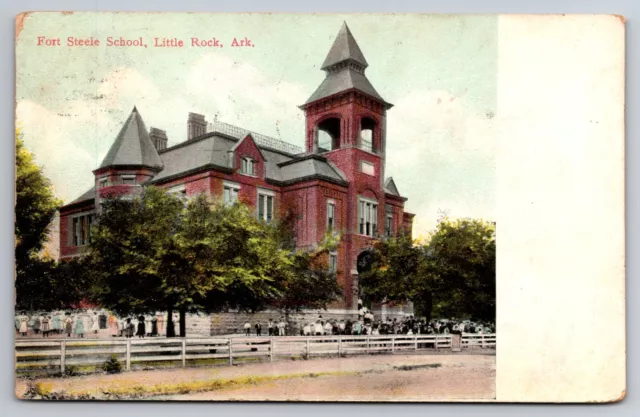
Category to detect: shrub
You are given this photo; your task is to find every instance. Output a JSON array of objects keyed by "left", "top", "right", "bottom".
[
  {"left": 63, "top": 365, "right": 79, "bottom": 377},
  {"left": 101, "top": 355, "right": 123, "bottom": 374}
]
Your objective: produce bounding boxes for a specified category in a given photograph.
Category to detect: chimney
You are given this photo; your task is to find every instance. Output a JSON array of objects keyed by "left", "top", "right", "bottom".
[
  {"left": 188, "top": 112, "right": 207, "bottom": 140},
  {"left": 149, "top": 127, "right": 168, "bottom": 151}
]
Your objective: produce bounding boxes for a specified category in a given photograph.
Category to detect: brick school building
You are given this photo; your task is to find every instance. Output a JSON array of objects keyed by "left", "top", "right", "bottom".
[{"left": 58, "top": 23, "right": 414, "bottom": 323}]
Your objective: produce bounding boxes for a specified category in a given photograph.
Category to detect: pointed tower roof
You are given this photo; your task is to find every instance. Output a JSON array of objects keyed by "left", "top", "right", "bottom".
[
  {"left": 99, "top": 107, "right": 163, "bottom": 170},
  {"left": 321, "top": 22, "right": 368, "bottom": 70},
  {"left": 302, "top": 23, "right": 392, "bottom": 109}
]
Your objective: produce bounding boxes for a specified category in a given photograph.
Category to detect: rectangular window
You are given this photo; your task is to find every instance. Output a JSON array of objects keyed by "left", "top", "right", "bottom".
[
  {"left": 121, "top": 175, "right": 136, "bottom": 185},
  {"left": 327, "top": 200, "right": 336, "bottom": 231},
  {"left": 329, "top": 253, "right": 338, "bottom": 273},
  {"left": 361, "top": 161, "right": 375, "bottom": 176},
  {"left": 71, "top": 213, "right": 93, "bottom": 247},
  {"left": 257, "top": 189, "right": 275, "bottom": 222},
  {"left": 241, "top": 157, "right": 255, "bottom": 176},
  {"left": 358, "top": 198, "right": 378, "bottom": 237},
  {"left": 385, "top": 214, "right": 393, "bottom": 237},
  {"left": 99, "top": 178, "right": 108, "bottom": 188},
  {"left": 223, "top": 182, "right": 240, "bottom": 205}
]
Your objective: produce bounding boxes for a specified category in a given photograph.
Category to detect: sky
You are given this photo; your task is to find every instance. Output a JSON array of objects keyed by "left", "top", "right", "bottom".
[{"left": 16, "top": 12, "right": 497, "bottom": 238}]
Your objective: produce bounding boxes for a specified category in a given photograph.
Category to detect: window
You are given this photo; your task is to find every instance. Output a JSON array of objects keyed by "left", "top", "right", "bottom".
[
  {"left": 361, "top": 161, "right": 375, "bottom": 176},
  {"left": 241, "top": 157, "right": 255, "bottom": 176},
  {"left": 71, "top": 213, "right": 93, "bottom": 247},
  {"left": 121, "top": 175, "right": 136, "bottom": 185},
  {"left": 168, "top": 185, "right": 187, "bottom": 202},
  {"left": 385, "top": 204, "right": 393, "bottom": 237},
  {"left": 223, "top": 181, "right": 240, "bottom": 205},
  {"left": 257, "top": 189, "right": 275, "bottom": 222},
  {"left": 329, "top": 252, "right": 338, "bottom": 273},
  {"left": 358, "top": 198, "right": 378, "bottom": 237},
  {"left": 327, "top": 200, "right": 336, "bottom": 231},
  {"left": 98, "top": 178, "right": 108, "bottom": 188}
]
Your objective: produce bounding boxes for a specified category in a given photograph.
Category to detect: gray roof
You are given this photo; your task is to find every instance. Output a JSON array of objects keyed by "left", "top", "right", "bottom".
[
  {"left": 150, "top": 133, "right": 346, "bottom": 186},
  {"left": 151, "top": 134, "right": 237, "bottom": 182},
  {"left": 68, "top": 187, "right": 95, "bottom": 205},
  {"left": 99, "top": 107, "right": 163, "bottom": 170},
  {"left": 321, "top": 22, "right": 369, "bottom": 70},
  {"left": 279, "top": 157, "right": 346, "bottom": 184},
  {"left": 305, "top": 68, "right": 386, "bottom": 104},
  {"left": 385, "top": 177, "right": 401, "bottom": 196}
]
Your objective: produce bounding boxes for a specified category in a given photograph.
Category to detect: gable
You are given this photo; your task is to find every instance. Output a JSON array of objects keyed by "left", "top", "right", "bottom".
[{"left": 232, "top": 134, "right": 267, "bottom": 177}]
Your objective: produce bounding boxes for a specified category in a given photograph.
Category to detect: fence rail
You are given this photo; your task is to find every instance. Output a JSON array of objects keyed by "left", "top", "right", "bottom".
[{"left": 15, "top": 334, "right": 495, "bottom": 374}]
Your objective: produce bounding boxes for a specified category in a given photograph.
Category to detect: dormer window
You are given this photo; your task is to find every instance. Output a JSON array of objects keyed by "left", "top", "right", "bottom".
[
  {"left": 121, "top": 175, "right": 136, "bottom": 185},
  {"left": 241, "top": 157, "right": 255, "bottom": 176}
]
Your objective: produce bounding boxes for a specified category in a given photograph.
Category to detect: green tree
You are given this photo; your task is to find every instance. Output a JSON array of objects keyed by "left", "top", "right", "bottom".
[
  {"left": 273, "top": 232, "right": 343, "bottom": 313},
  {"left": 359, "top": 219, "right": 495, "bottom": 322},
  {"left": 87, "top": 188, "right": 183, "bottom": 330},
  {"left": 15, "top": 132, "right": 62, "bottom": 267},
  {"left": 87, "top": 188, "right": 338, "bottom": 336},
  {"left": 424, "top": 218, "right": 496, "bottom": 321}
]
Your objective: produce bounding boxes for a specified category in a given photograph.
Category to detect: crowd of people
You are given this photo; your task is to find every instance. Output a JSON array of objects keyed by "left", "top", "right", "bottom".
[
  {"left": 14, "top": 311, "right": 174, "bottom": 339},
  {"left": 240, "top": 308, "right": 495, "bottom": 338},
  {"left": 16, "top": 309, "right": 494, "bottom": 339}
]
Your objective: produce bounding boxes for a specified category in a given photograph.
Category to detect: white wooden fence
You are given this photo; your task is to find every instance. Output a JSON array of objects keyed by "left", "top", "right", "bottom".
[{"left": 15, "top": 333, "right": 495, "bottom": 374}]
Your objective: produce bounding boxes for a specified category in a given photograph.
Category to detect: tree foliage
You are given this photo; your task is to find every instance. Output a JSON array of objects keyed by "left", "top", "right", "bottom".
[
  {"left": 15, "top": 132, "right": 62, "bottom": 267},
  {"left": 359, "top": 218, "right": 495, "bottom": 322},
  {"left": 86, "top": 187, "right": 340, "bottom": 332}
]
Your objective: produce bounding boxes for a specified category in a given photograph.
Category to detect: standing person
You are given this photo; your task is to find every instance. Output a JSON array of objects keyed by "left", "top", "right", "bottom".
[
  {"left": 126, "top": 318, "right": 135, "bottom": 338},
  {"left": 91, "top": 312, "right": 100, "bottom": 335},
  {"left": 18, "top": 313, "right": 28, "bottom": 337},
  {"left": 277, "top": 318, "right": 286, "bottom": 336},
  {"left": 324, "top": 320, "right": 333, "bottom": 336},
  {"left": 145, "top": 315, "right": 153, "bottom": 337},
  {"left": 64, "top": 314, "right": 73, "bottom": 338},
  {"left": 255, "top": 322, "right": 262, "bottom": 337},
  {"left": 41, "top": 316, "right": 51, "bottom": 338},
  {"left": 267, "top": 319, "right": 274, "bottom": 336},
  {"left": 338, "top": 319, "right": 346, "bottom": 335},
  {"left": 303, "top": 322, "right": 311, "bottom": 336},
  {"left": 151, "top": 315, "right": 158, "bottom": 337},
  {"left": 243, "top": 321, "right": 251, "bottom": 336},
  {"left": 107, "top": 314, "right": 118, "bottom": 337},
  {"left": 314, "top": 320, "right": 323, "bottom": 336},
  {"left": 74, "top": 315, "right": 85, "bottom": 338},
  {"left": 32, "top": 315, "right": 41, "bottom": 335},
  {"left": 137, "top": 316, "right": 146, "bottom": 338},
  {"left": 52, "top": 312, "right": 62, "bottom": 335}
]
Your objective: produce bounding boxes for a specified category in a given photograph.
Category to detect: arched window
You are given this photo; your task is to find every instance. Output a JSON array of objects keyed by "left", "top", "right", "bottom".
[
  {"left": 317, "top": 117, "right": 341, "bottom": 152},
  {"left": 359, "top": 117, "right": 377, "bottom": 153}
]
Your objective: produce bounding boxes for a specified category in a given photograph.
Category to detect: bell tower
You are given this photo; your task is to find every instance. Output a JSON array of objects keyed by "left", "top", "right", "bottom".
[
  {"left": 301, "top": 22, "right": 392, "bottom": 157},
  {"left": 300, "top": 22, "right": 394, "bottom": 310}
]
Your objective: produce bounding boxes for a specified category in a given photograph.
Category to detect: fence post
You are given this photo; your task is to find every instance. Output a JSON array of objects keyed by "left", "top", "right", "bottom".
[
  {"left": 415, "top": 336, "right": 418, "bottom": 351},
  {"left": 269, "top": 337, "right": 274, "bottom": 362},
  {"left": 60, "top": 341, "right": 66, "bottom": 374},
  {"left": 366, "top": 336, "right": 370, "bottom": 354},
  {"left": 435, "top": 335, "right": 439, "bottom": 351},
  {"left": 181, "top": 339, "right": 187, "bottom": 367},
  {"left": 391, "top": 336, "right": 395, "bottom": 353},
  {"left": 228, "top": 338, "right": 233, "bottom": 365},
  {"left": 306, "top": 338, "right": 310, "bottom": 358},
  {"left": 338, "top": 336, "right": 342, "bottom": 357},
  {"left": 125, "top": 340, "right": 131, "bottom": 371}
]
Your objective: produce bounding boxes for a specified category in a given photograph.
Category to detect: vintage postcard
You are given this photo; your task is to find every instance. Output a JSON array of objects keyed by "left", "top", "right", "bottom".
[{"left": 14, "top": 13, "right": 624, "bottom": 402}]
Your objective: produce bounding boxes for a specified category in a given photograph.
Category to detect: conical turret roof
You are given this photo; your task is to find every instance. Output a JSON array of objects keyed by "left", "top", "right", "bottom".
[
  {"left": 321, "top": 22, "right": 368, "bottom": 70},
  {"left": 99, "top": 107, "right": 163, "bottom": 170}
]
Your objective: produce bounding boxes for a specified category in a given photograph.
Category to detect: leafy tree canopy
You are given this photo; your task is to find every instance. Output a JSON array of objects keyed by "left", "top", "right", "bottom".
[
  {"left": 359, "top": 218, "right": 495, "bottom": 322},
  {"left": 15, "top": 131, "right": 62, "bottom": 267}
]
